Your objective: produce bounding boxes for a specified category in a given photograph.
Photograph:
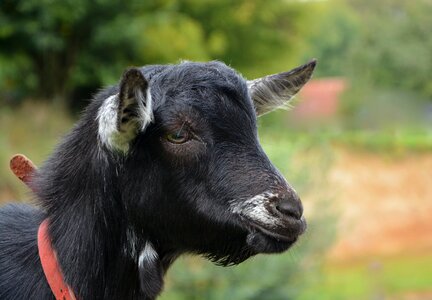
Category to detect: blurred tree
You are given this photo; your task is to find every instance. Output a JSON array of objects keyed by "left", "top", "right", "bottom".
[
  {"left": 297, "top": 0, "right": 432, "bottom": 130},
  {"left": 0, "top": 0, "right": 133, "bottom": 104},
  {"left": 0, "top": 0, "right": 319, "bottom": 108},
  {"left": 174, "top": 0, "right": 315, "bottom": 78},
  {"left": 348, "top": 0, "right": 432, "bottom": 100},
  {"left": 300, "top": 0, "right": 359, "bottom": 78},
  {"left": 301, "top": 0, "right": 432, "bottom": 102},
  {"left": 0, "top": 0, "right": 190, "bottom": 105}
]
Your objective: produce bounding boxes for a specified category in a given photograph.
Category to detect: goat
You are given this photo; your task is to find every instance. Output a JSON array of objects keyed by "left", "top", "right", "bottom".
[{"left": 0, "top": 60, "right": 316, "bottom": 299}]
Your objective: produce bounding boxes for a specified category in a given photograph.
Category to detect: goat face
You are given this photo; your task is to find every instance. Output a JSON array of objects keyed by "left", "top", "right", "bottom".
[{"left": 98, "top": 60, "right": 316, "bottom": 266}]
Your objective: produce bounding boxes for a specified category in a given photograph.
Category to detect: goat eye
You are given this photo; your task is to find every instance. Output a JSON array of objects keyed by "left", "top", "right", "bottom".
[{"left": 165, "top": 131, "right": 190, "bottom": 144}]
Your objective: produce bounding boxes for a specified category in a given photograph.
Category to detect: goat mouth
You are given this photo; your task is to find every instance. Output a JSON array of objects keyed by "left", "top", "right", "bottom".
[
  {"left": 245, "top": 218, "right": 306, "bottom": 243},
  {"left": 248, "top": 222, "right": 298, "bottom": 242},
  {"left": 243, "top": 221, "right": 302, "bottom": 254}
]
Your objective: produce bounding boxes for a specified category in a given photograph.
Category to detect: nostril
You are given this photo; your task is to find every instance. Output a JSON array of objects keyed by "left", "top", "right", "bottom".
[{"left": 275, "top": 201, "right": 302, "bottom": 220}]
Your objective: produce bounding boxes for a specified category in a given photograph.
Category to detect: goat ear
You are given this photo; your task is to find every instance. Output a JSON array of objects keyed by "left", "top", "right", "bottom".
[
  {"left": 98, "top": 67, "right": 153, "bottom": 153},
  {"left": 138, "top": 242, "right": 164, "bottom": 299},
  {"left": 248, "top": 59, "right": 317, "bottom": 116}
]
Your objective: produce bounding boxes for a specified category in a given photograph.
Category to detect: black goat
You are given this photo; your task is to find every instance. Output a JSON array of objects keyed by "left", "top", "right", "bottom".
[{"left": 0, "top": 60, "right": 316, "bottom": 299}]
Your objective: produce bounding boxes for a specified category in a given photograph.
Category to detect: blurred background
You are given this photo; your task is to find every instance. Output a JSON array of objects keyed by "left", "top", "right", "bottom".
[{"left": 1, "top": 0, "right": 431, "bottom": 299}]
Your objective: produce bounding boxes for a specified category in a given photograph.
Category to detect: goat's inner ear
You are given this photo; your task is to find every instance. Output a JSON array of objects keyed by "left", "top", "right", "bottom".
[
  {"left": 138, "top": 242, "right": 164, "bottom": 299},
  {"left": 97, "top": 67, "right": 153, "bottom": 153},
  {"left": 248, "top": 59, "right": 316, "bottom": 116}
]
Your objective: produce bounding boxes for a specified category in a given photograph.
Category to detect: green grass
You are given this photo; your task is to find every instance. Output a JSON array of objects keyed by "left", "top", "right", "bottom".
[
  {"left": 332, "top": 129, "right": 432, "bottom": 153},
  {"left": 0, "top": 102, "right": 73, "bottom": 201},
  {"left": 259, "top": 109, "right": 432, "bottom": 153},
  {"left": 299, "top": 254, "right": 432, "bottom": 300}
]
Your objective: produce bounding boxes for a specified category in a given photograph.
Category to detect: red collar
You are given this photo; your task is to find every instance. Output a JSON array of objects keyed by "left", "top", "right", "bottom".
[
  {"left": 10, "top": 154, "right": 76, "bottom": 299},
  {"left": 38, "top": 219, "right": 77, "bottom": 300}
]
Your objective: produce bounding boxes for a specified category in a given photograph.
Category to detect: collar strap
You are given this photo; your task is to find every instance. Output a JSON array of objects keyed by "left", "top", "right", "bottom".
[{"left": 38, "top": 219, "right": 77, "bottom": 300}]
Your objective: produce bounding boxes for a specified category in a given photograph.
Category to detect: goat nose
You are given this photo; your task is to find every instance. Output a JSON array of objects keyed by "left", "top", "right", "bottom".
[{"left": 275, "top": 195, "right": 303, "bottom": 220}]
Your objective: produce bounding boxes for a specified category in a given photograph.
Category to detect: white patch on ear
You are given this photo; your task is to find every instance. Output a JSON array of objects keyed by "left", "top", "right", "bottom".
[
  {"left": 97, "top": 88, "right": 153, "bottom": 153},
  {"left": 138, "top": 241, "right": 158, "bottom": 269},
  {"left": 98, "top": 94, "right": 121, "bottom": 150}
]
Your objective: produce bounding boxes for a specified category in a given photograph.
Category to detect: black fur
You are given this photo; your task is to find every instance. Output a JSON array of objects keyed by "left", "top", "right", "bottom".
[{"left": 0, "top": 61, "right": 307, "bottom": 299}]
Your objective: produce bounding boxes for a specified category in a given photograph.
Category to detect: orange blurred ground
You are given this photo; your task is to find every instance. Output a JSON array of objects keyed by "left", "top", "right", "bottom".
[{"left": 328, "top": 149, "right": 432, "bottom": 261}]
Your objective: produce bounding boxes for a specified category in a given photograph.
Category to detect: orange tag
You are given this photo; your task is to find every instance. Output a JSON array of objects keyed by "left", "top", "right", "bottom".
[{"left": 10, "top": 154, "right": 37, "bottom": 188}]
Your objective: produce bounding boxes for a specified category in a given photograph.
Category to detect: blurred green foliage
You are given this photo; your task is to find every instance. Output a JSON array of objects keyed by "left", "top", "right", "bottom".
[
  {"left": 348, "top": 0, "right": 432, "bottom": 99},
  {"left": 2, "top": 0, "right": 431, "bottom": 116},
  {"left": 301, "top": 0, "right": 432, "bottom": 100},
  {"left": 0, "top": 0, "right": 317, "bottom": 107},
  {"left": 2, "top": 0, "right": 430, "bottom": 128},
  {"left": 300, "top": 0, "right": 432, "bottom": 131},
  {"left": 300, "top": 0, "right": 359, "bottom": 79},
  {"left": 299, "top": 254, "right": 432, "bottom": 300}
]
